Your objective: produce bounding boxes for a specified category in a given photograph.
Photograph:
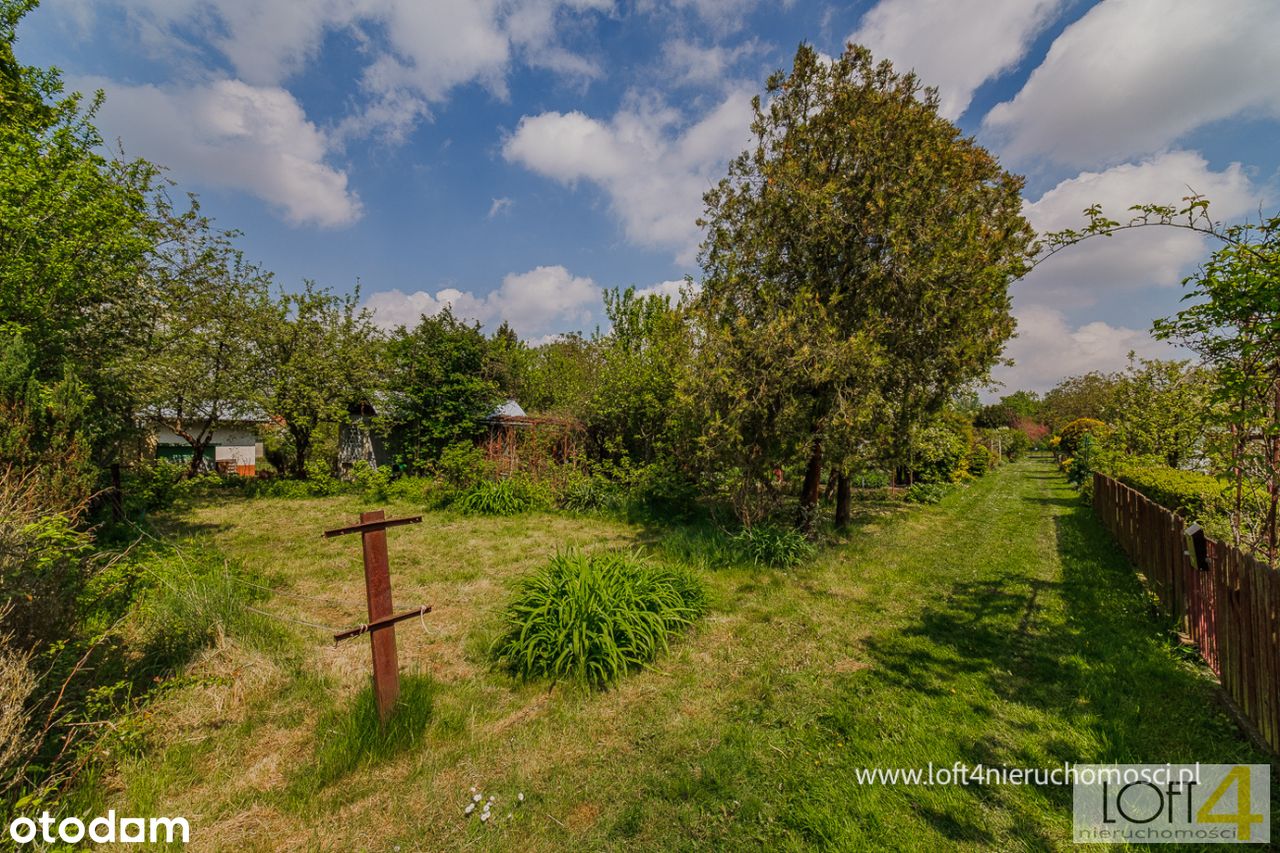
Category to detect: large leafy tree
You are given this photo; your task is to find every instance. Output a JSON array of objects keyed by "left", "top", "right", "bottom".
[
  {"left": 264, "top": 281, "right": 380, "bottom": 477},
  {"left": 1108, "top": 357, "right": 1210, "bottom": 469},
  {"left": 1154, "top": 240, "right": 1280, "bottom": 562},
  {"left": 693, "top": 43, "right": 1034, "bottom": 529},
  {"left": 383, "top": 309, "right": 500, "bottom": 472},
  {"left": 1, "top": 0, "right": 158, "bottom": 481},
  {"left": 586, "top": 287, "right": 691, "bottom": 467},
  {"left": 133, "top": 197, "right": 275, "bottom": 475}
]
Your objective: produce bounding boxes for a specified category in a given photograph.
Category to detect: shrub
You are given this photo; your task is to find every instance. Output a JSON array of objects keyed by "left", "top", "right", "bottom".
[
  {"left": 623, "top": 460, "right": 700, "bottom": 518},
  {"left": 556, "top": 472, "right": 625, "bottom": 514},
  {"left": 904, "top": 482, "right": 951, "bottom": 504},
  {"left": 435, "top": 442, "right": 491, "bottom": 489},
  {"left": 1066, "top": 434, "right": 1099, "bottom": 487},
  {"left": 350, "top": 460, "right": 392, "bottom": 500},
  {"left": 911, "top": 423, "right": 969, "bottom": 483},
  {"left": 729, "top": 524, "right": 816, "bottom": 569},
  {"left": 491, "top": 550, "right": 706, "bottom": 689},
  {"left": 1057, "top": 418, "right": 1109, "bottom": 457},
  {"left": 967, "top": 445, "right": 995, "bottom": 477},
  {"left": 1114, "top": 464, "right": 1233, "bottom": 521},
  {"left": 121, "top": 459, "right": 191, "bottom": 516},
  {"left": 383, "top": 476, "right": 438, "bottom": 505},
  {"left": 452, "top": 476, "right": 550, "bottom": 516}
]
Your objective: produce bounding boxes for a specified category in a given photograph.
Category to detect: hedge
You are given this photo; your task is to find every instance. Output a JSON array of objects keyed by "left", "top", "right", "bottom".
[{"left": 1113, "top": 464, "right": 1231, "bottom": 521}]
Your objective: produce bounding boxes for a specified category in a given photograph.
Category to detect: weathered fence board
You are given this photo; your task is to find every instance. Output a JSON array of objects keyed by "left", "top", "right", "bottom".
[{"left": 1092, "top": 472, "right": 1280, "bottom": 755}]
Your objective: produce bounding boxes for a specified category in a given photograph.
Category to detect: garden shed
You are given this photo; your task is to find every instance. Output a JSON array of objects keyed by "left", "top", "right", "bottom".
[{"left": 482, "top": 398, "right": 582, "bottom": 475}]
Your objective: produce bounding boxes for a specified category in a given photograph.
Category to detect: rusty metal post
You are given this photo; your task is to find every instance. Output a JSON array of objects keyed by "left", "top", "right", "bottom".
[
  {"left": 323, "top": 511, "right": 424, "bottom": 725},
  {"left": 359, "top": 510, "right": 400, "bottom": 721}
]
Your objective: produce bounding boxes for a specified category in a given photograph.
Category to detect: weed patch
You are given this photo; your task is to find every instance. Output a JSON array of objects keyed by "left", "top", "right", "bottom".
[{"left": 491, "top": 549, "right": 706, "bottom": 688}]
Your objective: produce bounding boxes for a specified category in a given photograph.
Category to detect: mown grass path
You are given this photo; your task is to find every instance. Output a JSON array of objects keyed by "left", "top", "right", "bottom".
[{"left": 110, "top": 461, "right": 1273, "bottom": 851}]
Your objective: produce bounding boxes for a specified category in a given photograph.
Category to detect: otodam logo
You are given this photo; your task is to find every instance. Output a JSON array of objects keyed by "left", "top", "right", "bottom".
[
  {"left": 7, "top": 811, "right": 189, "bottom": 846},
  {"left": 1074, "top": 764, "right": 1270, "bottom": 844}
]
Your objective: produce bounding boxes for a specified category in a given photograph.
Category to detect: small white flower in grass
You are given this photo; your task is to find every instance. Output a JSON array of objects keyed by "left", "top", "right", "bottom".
[
  {"left": 480, "top": 811, "right": 491, "bottom": 823},
  {"left": 518, "top": 793, "right": 525, "bottom": 802},
  {"left": 465, "top": 803, "right": 475, "bottom": 815},
  {"left": 472, "top": 793, "right": 482, "bottom": 803}
]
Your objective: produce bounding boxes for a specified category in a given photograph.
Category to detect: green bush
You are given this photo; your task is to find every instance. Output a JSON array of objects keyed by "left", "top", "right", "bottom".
[
  {"left": 452, "top": 476, "right": 550, "bottom": 516},
  {"left": 384, "top": 475, "right": 439, "bottom": 505},
  {"left": 1057, "top": 418, "right": 1109, "bottom": 457},
  {"left": 121, "top": 459, "right": 192, "bottom": 516},
  {"left": 350, "top": 460, "right": 391, "bottom": 500},
  {"left": 556, "top": 472, "right": 625, "bottom": 514},
  {"left": 435, "top": 442, "right": 491, "bottom": 489},
  {"left": 729, "top": 524, "right": 816, "bottom": 569},
  {"left": 1113, "top": 464, "right": 1232, "bottom": 521},
  {"left": 904, "top": 482, "right": 951, "bottom": 504},
  {"left": 967, "top": 445, "right": 995, "bottom": 477},
  {"left": 623, "top": 461, "right": 700, "bottom": 518},
  {"left": 491, "top": 550, "right": 706, "bottom": 689},
  {"left": 911, "top": 423, "right": 969, "bottom": 483}
]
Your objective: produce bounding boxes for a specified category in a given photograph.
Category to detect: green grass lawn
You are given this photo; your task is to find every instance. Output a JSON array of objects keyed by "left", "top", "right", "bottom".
[{"left": 96, "top": 460, "right": 1273, "bottom": 850}]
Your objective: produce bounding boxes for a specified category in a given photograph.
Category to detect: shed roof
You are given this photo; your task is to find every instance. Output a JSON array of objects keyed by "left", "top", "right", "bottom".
[{"left": 487, "top": 399, "right": 527, "bottom": 420}]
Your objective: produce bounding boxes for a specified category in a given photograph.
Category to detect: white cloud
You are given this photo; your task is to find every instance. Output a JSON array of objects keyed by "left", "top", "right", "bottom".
[
  {"left": 83, "top": 77, "right": 361, "bottom": 227},
  {"left": 991, "top": 305, "right": 1173, "bottom": 394},
  {"left": 82, "top": 1, "right": 612, "bottom": 142},
  {"left": 503, "top": 90, "right": 755, "bottom": 263},
  {"left": 644, "top": 0, "right": 765, "bottom": 32},
  {"left": 659, "top": 37, "right": 766, "bottom": 88},
  {"left": 983, "top": 0, "right": 1280, "bottom": 166},
  {"left": 849, "top": 0, "right": 1064, "bottom": 120},
  {"left": 634, "top": 278, "right": 698, "bottom": 302},
  {"left": 488, "top": 197, "right": 515, "bottom": 218},
  {"left": 364, "top": 265, "right": 600, "bottom": 338},
  {"left": 1019, "top": 151, "right": 1260, "bottom": 307}
]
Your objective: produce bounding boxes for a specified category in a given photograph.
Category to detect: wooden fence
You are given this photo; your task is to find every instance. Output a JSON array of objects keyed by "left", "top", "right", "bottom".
[{"left": 1092, "top": 473, "right": 1280, "bottom": 754}]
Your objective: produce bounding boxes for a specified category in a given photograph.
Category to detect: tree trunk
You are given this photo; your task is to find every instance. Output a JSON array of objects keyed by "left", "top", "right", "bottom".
[
  {"left": 797, "top": 432, "right": 824, "bottom": 533},
  {"left": 294, "top": 441, "right": 308, "bottom": 478},
  {"left": 188, "top": 440, "right": 208, "bottom": 477},
  {"left": 835, "top": 472, "right": 851, "bottom": 530}
]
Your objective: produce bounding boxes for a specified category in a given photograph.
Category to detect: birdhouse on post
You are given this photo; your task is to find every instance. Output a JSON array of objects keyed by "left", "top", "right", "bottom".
[{"left": 1184, "top": 522, "right": 1209, "bottom": 572}]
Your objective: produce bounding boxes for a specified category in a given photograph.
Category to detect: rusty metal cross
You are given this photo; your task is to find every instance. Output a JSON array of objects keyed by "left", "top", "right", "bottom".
[{"left": 323, "top": 509, "right": 428, "bottom": 722}]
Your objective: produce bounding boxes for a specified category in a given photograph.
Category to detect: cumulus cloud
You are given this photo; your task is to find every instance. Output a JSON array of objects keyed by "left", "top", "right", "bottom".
[
  {"left": 503, "top": 90, "right": 755, "bottom": 263},
  {"left": 80, "top": 0, "right": 612, "bottom": 142},
  {"left": 991, "top": 304, "right": 1173, "bottom": 394},
  {"left": 83, "top": 77, "right": 361, "bottom": 227},
  {"left": 983, "top": 0, "right": 1280, "bottom": 166},
  {"left": 659, "top": 37, "right": 767, "bottom": 88},
  {"left": 1019, "top": 151, "right": 1261, "bottom": 307},
  {"left": 849, "top": 0, "right": 1064, "bottom": 120},
  {"left": 634, "top": 278, "right": 698, "bottom": 302},
  {"left": 363, "top": 265, "right": 600, "bottom": 338}
]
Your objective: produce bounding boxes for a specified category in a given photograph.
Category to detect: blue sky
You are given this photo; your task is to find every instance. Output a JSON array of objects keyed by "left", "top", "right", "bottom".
[{"left": 17, "top": 0, "right": 1280, "bottom": 394}]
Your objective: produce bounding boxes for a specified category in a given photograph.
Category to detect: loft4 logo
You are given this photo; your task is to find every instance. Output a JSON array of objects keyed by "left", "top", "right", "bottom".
[
  {"left": 1074, "top": 764, "right": 1270, "bottom": 844},
  {"left": 1195, "top": 766, "right": 1265, "bottom": 841}
]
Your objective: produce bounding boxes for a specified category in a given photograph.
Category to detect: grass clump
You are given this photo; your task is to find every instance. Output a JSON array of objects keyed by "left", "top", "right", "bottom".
[
  {"left": 904, "top": 482, "right": 952, "bottom": 504},
  {"left": 290, "top": 674, "right": 436, "bottom": 800},
  {"left": 452, "top": 476, "right": 550, "bottom": 516},
  {"left": 730, "top": 523, "right": 816, "bottom": 569},
  {"left": 491, "top": 549, "right": 706, "bottom": 689}
]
